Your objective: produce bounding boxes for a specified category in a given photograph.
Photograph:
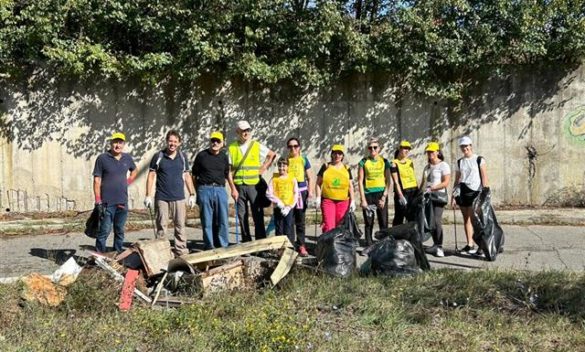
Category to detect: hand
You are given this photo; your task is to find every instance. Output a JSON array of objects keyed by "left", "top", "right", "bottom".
[
  {"left": 313, "top": 198, "right": 321, "bottom": 209},
  {"left": 95, "top": 203, "right": 105, "bottom": 218},
  {"left": 377, "top": 197, "right": 386, "bottom": 209},
  {"left": 361, "top": 200, "right": 368, "bottom": 210},
  {"left": 143, "top": 196, "right": 153, "bottom": 209},
  {"left": 281, "top": 206, "right": 291, "bottom": 216},
  {"left": 231, "top": 189, "right": 239, "bottom": 202},
  {"left": 425, "top": 186, "right": 432, "bottom": 194},
  {"left": 399, "top": 195, "right": 407, "bottom": 207},
  {"left": 276, "top": 201, "right": 285, "bottom": 209},
  {"left": 349, "top": 201, "right": 356, "bottom": 212},
  {"left": 188, "top": 195, "right": 196, "bottom": 208},
  {"left": 452, "top": 186, "right": 461, "bottom": 198},
  {"left": 259, "top": 166, "right": 266, "bottom": 175}
]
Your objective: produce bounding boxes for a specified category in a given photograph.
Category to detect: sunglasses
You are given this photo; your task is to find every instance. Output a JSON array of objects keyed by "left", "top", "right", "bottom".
[
  {"left": 287, "top": 144, "right": 300, "bottom": 149},
  {"left": 331, "top": 151, "right": 343, "bottom": 155},
  {"left": 210, "top": 138, "right": 222, "bottom": 144},
  {"left": 460, "top": 144, "right": 470, "bottom": 149},
  {"left": 240, "top": 128, "right": 252, "bottom": 133},
  {"left": 368, "top": 146, "right": 379, "bottom": 150}
]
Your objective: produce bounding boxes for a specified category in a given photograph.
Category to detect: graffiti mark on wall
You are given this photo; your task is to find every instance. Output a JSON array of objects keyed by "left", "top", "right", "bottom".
[{"left": 564, "top": 106, "right": 585, "bottom": 145}]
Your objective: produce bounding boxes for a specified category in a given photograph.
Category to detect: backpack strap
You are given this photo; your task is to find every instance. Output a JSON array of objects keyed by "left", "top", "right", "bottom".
[
  {"left": 155, "top": 151, "right": 164, "bottom": 170},
  {"left": 477, "top": 156, "right": 484, "bottom": 187},
  {"left": 156, "top": 150, "right": 188, "bottom": 171}
]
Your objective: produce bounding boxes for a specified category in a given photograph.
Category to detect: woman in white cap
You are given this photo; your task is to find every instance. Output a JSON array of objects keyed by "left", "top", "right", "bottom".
[
  {"left": 421, "top": 142, "right": 450, "bottom": 257},
  {"left": 452, "top": 136, "right": 489, "bottom": 254},
  {"left": 315, "top": 144, "right": 356, "bottom": 233}
]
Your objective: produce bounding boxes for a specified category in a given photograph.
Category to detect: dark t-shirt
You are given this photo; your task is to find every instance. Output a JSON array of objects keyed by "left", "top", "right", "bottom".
[
  {"left": 93, "top": 152, "right": 136, "bottom": 205},
  {"left": 192, "top": 149, "right": 229, "bottom": 186},
  {"left": 149, "top": 151, "right": 190, "bottom": 201}
]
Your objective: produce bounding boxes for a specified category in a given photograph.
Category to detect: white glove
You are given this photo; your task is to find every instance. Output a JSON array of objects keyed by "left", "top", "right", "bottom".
[
  {"left": 349, "top": 201, "right": 356, "bottom": 212},
  {"left": 144, "top": 196, "right": 153, "bottom": 209},
  {"left": 313, "top": 198, "right": 321, "bottom": 208},
  {"left": 188, "top": 195, "right": 196, "bottom": 208},
  {"left": 281, "top": 206, "right": 291, "bottom": 217},
  {"left": 398, "top": 195, "right": 407, "bottom": 207},
  {"left": 276, "top": 200, "right": 285, "bottom": 209},
  {"left": 452, "top": 185, "right": 461, "bottom": 198}
]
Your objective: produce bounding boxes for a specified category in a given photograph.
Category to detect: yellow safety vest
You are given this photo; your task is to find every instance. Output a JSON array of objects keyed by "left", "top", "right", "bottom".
[
  {"left": 273, "top": 174, "right": 296, "bottom": 206},
  {"left": 363, "top": 156, "right": 386, "bottom": 191},
  {"left": 229, "top": 141, "right": 261, "bottom": 185},
  {"left": 288, "top": 155, "right": 306, "bottom": 183},
  {"left": 322, "top": 164, "right": 351, "bottom": 201},
  {"left": 392, "top": 158, "right": 417, "bottom": 190}
]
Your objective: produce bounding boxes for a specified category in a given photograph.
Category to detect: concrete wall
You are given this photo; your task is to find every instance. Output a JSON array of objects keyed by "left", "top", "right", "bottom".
[{"left": 0, "top": 65, "right": 584, "bottom": 212}]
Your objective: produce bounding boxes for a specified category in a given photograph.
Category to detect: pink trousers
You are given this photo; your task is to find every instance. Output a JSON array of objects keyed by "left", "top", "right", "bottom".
[{"left": 321, "top": 198, "right": 350, "bottom": 233}]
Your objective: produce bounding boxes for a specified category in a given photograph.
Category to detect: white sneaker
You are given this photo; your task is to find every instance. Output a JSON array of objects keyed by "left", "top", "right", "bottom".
[
  {"left": 435, "top": 247, "right": 444, "bottom": 257},
  {"left": 468, "top": 246, "right": 479, "bottom": 255}
]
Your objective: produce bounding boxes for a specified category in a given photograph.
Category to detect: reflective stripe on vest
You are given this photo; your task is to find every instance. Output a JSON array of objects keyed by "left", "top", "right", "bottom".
[
  {"left": 288, "top": 155, "right": 306, "bottom": 183},
  {"left": 273, "top": 174, "right": 296, "bottom": 206},
  {"left": 229, "top": 141, "right": 261, "bottom": 185},
  {"left": 392, "top": 158, "right": 417, "bottom": 189},
  {"left": 322, "top": 164, "right": 350, "bottom": 201},
  {"left": 363, "top": 156, "right": 386, "bottom": 191}
]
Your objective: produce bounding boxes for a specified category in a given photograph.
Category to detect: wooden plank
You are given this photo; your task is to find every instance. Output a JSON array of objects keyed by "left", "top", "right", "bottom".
[
  {"left": 119, "top": 269, "right": 140, "bottom": 311},
  {"left": 199, "top": 261, "right": 245, "bottom": 296},
  {"left": 150, "top": 271, "right": 169, "bottom": 308},
  {"left": 93, "top": 256, "right": 152, "bottom": 304},
  {"left": 270, "top": 247, "right": 298, "bottom": 286},
  {"left": 168, "top": 237, "right": 292, "bottom": 272}
]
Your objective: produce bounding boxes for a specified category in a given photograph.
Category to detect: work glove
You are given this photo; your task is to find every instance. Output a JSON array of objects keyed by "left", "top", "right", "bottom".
[
  {"left": 365, "top": 204, "right": 377, "bottom": 218},
  {"left": 95, "top": 203, "right": 105, "bottom": 218},
  {"left": 281, "top": 206, "right": 291, "bottom": 217},
  {"left": 452, "top": 185, "right": 461, "bottom": 198},
  {"left": 313, "top": 198, "right": 321, "bottom": 209},
  {"left": 143, "top": 196, "right": 153, "bottom": 209},
  {"left": 188, "top": 195, "right": 196, "bottom": 208},
  {"left": 349, "top": 201, "right": 356, "bottom": 212},
  {"left": 398, "top": 195, "right": 408, "bottom": 207}
]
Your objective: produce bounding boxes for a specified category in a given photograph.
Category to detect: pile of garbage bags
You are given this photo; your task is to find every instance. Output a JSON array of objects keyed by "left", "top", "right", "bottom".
[{"left": 315, "top": 211, "right": 362, "bottom": 278}]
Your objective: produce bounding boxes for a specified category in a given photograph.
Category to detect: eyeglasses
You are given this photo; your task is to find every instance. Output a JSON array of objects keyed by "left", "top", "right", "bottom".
[
  {"left": 210, "top": 139, "right": 222, "bottom": 144},
  {"left": 287, "top": 144, "right": 300, "bottom": 149},
  {"left": 368, "top": 146, "right": 379, "bottom": 150}
]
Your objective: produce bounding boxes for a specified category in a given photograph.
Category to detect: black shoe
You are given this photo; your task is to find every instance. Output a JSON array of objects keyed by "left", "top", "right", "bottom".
[{"left": 460, "top": 245, "right": 475, "bottom": 254}]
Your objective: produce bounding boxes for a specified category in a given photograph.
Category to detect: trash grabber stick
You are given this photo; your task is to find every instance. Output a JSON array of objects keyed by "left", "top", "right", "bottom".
[
  {"left": 453, "top": 205, "right": 458, "bottom": 252},
  {"left": 148, "top": 205, "right": 158, "bottom": 239},
  {"left": 235, "top": 202, "right": 240, "bottom": 244}
]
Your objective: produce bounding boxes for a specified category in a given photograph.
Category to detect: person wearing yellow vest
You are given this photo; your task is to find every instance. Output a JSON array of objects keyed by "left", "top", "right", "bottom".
[
  {"left": 267, "top": 158, "right": 299, "bottom": 245},
  {"left": 390, "top": 140, "right": 418, "bottom": 225},
  {"left": 286, "top": 137, "right": 314, "bottom": 257},
  {"left": 228, "top": 120, "right": 276, "bottom": 242},
  {"left": 358, "top": 137, "right": 392, "bottom": 246},
  {"left": 316, "top": 144, "right": 355, "bottom": 233}
]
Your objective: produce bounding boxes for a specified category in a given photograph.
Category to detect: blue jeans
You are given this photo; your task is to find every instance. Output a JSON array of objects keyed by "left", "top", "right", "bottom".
[
  {"left": 96, "top": 204, "right": 128, "bottom": 253},
  {"left": 197, "top": 186, "right": 229, "bottom": 249}
]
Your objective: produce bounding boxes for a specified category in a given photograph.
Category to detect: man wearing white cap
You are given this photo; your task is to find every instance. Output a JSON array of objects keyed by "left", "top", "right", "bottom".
[
  {"left": 452, "top": 135, "right": 489, "bottom": 254},
  {"left": 228, "top": 120, "right": 276, "bottom": 242},
  {"left": 144, "top": 129, "right": 195, "bottom": 256},
  {"left": 92, "top": 132, "right": 137, "bottom": 253},
  {"left": 192, "top": 131, "right": 236, "bottom": 249}
]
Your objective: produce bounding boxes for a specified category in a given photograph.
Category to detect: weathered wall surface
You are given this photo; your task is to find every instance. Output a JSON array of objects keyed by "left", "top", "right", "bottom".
[{"left": 0, "top": 65, "right": 584, "bottom": 212}]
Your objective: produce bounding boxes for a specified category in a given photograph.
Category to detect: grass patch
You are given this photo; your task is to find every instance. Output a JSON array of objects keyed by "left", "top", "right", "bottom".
[{"left": 1, "top": 269, "right": 585, "bottom": 351}]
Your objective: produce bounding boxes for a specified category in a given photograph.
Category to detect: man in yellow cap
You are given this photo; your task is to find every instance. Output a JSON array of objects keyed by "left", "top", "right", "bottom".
[
  {"left": 92, "top": 132, "right": 137, "bottom": 253},
  {"left": 145, "top": 130, "right": 196, "bottom": 256},
  {"left": 192, "top": 131, "right": 237, "bottom": 249}
]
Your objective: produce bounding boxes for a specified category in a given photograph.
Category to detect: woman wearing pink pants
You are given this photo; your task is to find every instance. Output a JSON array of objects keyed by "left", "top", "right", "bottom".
[{"left": 315, "top": 144, "right": 356, "bottom": 233}]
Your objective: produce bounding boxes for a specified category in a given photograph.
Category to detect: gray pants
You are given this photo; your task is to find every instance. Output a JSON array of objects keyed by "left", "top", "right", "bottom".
[
  {"left": 236, "top": 184, "right": 266, "bottom": 242},
  {"left": 156, "top": 199, "right": 188, "bottom": 256}
]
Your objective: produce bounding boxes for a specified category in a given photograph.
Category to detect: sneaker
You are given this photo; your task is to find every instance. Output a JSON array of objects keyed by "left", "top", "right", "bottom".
[
  {"left": 473, "top": 248, "right": 484, "bottom": 257},
  {"left": 460, "top": 245, "right": 475, "bottom": 254},
  {"left": 468, "top": 246, "right": 479, "bottom": 255},
  {"left": 435, "top": 247, "right": 444, "bottom": 257},
  {"left": 298, "top": 245, "right": 309, "bottom": 257},
  {"left": 425, "top": 245, "right": 438, "bottom": 255}
]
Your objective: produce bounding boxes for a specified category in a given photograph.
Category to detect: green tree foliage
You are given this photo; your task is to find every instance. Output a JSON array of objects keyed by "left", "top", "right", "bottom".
[{"left": 1, "top": 0, "right": 584, "bottom": 99}]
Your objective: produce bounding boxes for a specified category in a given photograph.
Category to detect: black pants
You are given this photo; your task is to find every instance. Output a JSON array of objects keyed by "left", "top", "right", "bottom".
[
  {"left": 293, "top": 190, "right": 309, "bottom": 246},
  {"left": 431, "top": 204, "right": 444, "bottom": 247},
  {"left": 236, "top": 184, "right": 266, "bottom": 242},
  {"left": 362, "top": 191, "right": 388, "bottom": 246},
  {"left": 275, "top": 207, "right": 295, "bottom": 245},
  {"left": 392, "top": 188, "right": 418, "bottom": 226}
]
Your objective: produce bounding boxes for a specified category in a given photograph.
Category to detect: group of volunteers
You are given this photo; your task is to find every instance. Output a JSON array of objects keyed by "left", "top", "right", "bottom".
[{"left": 92, "top": 120, "right": 489, "bottom": 259}]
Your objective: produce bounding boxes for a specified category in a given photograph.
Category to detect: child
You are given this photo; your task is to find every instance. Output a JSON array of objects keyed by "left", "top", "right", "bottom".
[{"left": 267, "top": 158, "right": 299, "bottom": 245}]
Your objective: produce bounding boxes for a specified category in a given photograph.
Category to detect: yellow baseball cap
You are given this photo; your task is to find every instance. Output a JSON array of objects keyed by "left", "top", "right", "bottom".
[
  {"left": 399, "top": 140, "right": 412, "bottom": 149},
  {"left": 210, "top": 131, "right": 224, "bottom": 141},
  {"left": 110, "top": 132, "right": 126, "bottom": 141},
  {"left": 425, "top": 142, "right": 440, "bottom": 152},
  {"left": 331, "top": 144, "right": 345, "bottom": 153}
]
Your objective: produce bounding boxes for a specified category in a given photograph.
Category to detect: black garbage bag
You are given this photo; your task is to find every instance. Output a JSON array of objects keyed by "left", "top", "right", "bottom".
[
  {"left": 316, "top": 211, "right": 362, "bottom": 278},
  {"left": 472, "top": 188, "right": 505, "bottom": 261},
  {"left": 411, "top": 192, "right": 434, "bottom": 243},
  {"left": 361, "top": 237, "right": 422, "bottom": 276},
  {"left": 84, "top": 204, "right": 105, "bottom": 238},
  {"left": 373, "top": 222, "right": 431, "bottom": 271}
]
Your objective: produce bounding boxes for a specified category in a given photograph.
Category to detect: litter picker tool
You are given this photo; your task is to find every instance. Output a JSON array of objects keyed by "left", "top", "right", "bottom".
[
  {"left": 148, "top": 205, "right": 158, "bottom": 239},
  {"left": 452, "top": 204, "right": 459, "bottom": 252},
  {"left": 235, "top": 202, "right": 240, "bottom": 244}
]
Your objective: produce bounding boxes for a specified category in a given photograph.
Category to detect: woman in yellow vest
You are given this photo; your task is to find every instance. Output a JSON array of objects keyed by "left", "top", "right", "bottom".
[
  {"left": 390, "top": 140, "right": 418, "bottom": 225},
  {"left": 316, "top": 144, "right": 356, "bottom": 233},
  {"left": 267, "top": 158, "right": 299, "bottom": 245},
  {"left": 358, "top": 137, "right": 391, "bottom": 246}
]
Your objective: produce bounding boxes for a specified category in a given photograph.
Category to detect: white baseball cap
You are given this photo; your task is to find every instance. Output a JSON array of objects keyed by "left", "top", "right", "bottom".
[
  {"left": 459, "top": 136, "right": 472, "bottom": 146},
  {"left": 236, "top": 120, "right": 252, "bottom": 130}
]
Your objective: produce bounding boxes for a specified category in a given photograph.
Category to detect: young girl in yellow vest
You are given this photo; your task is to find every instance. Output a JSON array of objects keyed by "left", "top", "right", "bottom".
[
  {"left": 316, "top": 144, "right": 356, "bottom": 233},
  {"left": 267, "top": 158, "right": 299, "bottom": 244},
  {"left": 390, "top": 140, "right": 418, "bottom": 225}
]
